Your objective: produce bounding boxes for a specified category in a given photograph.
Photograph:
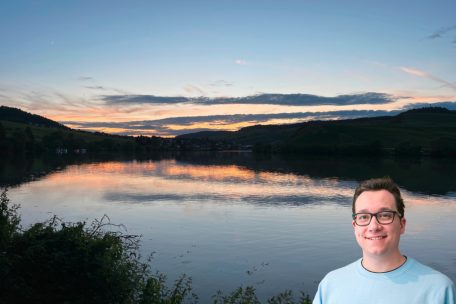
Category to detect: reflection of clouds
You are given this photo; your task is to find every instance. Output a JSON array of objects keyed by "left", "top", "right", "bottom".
[
  {"left": 29, "top": 160, "right": 355, "bottom": 206},
  {"left": 165, "top": 164, "right": 256, "bottom": 182},
  {"left": 44, "top": 161, "right": 161, "bottom": 178},
  {"left": 103, "top": 192, "right": 348, "bottom": 207},
  {"left": 394, "top": 191, "right": 456, "bottom": 237},
  {"left": 29, "top": 160, "right": 456, "bottom": 208},
  {"left": 402, "top": 198, "right": 456, "bottom": 240},
  {"left": 402, "top": 191, "right": 456, "bottom": 207},
  {"left": 125, "top": 161, "right": 351, "bottom": 199}
]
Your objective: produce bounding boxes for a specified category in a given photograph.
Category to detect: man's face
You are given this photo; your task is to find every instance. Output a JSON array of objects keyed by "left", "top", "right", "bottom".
[{"left": 352, "top": 190, "right": 406, "bottom": 259}]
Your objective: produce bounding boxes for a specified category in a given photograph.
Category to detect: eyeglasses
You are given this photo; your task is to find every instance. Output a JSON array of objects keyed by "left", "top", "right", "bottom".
[{"left": 352, "top": 211, "right": 401, "bottom": 226}]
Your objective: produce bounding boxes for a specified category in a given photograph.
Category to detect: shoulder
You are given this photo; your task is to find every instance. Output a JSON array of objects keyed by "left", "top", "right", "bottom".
[
  {"left": 320, "top": 260, "right": 360, "bottom": 284},
  {"left": 404, "top": 257, "right": 455, "bottom": 298},
  {"left": 405, "top": 258, "right": 456, "bottom": 302},
  {"left": 407, "top": 258, "right": 454, "bottom": 285},
  {"left": 314, "top": 260, "right": 364, "bottom": 304}
]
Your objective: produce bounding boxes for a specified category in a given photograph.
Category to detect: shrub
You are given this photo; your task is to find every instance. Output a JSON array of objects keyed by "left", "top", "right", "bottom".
[
  {"left": 0, "top": 189, "right": 311, "bottom": 304},
  {"left": 0, "top": 189, "right": 196, "bottom": 304}
]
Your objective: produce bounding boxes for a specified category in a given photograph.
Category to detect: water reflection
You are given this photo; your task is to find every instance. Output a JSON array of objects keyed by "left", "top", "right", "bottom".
[
  {"left": 2, "top": 153, "right": 456, "bottom": 196},
  {"left": 175, "top": 152, "right": 456, "bottom": 195},
  {"left": 22, "top": 157, "right": 453, "bottom": 206}
]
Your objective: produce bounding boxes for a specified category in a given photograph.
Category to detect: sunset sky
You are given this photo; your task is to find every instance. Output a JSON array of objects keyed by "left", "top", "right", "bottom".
[{"left": 1, "top": 0, "right": 455, "bottom": 137}]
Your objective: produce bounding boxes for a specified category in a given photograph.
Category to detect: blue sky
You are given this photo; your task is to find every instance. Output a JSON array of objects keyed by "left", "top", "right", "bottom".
[{"left": 1, "top": 0, "right": 455, "bottom": 136}]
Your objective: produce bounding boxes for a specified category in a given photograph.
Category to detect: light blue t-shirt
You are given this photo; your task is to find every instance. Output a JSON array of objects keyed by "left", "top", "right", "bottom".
[{"left": 313, "top": 257, "right": 455, "bottom": 304}]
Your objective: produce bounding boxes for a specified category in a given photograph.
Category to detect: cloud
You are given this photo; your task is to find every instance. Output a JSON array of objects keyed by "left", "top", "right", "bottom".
[
  {"left": 102, "top": 92, "right": 397, "bottom": 106},
  {"left": 400, "top": 66, "right": 456, "bottom": 91},
  {"left": 0, "top": 86, "right": 103, "bottom": 115},
  {"left": 183, "top": 84, "right": 207, "bottom": 96},
  {"left": 60, "top": 100, "right": 456, "bottom": 137},
  {"left": 209, "top": 80, "right": 234, "bottom": 87},
  {"left": 78, "top": 76, "right": 94, "bottom": 81},
  {"left": 235, "top": 59, "right": 248, "bottom": 65},
  {"left": 427, "top": 25, "right": 456, "bottom": 39},
  {"left": 85, "top": 86, "right": 107, "bottom": 90},
  {"left": 201, "top": 92, "right": 397, "bottom": 106},
  {"left": 101, "top": 94, "right": 189, "bottom": 104},
  {"left": 61, "top": 109, "right": 402, "bottom": 137},
  {"left": 400, "top": 67, "right": 428, "bottom": 78}
]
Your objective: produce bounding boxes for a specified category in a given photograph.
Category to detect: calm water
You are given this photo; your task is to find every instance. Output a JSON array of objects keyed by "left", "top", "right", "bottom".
[{"left": 2, "top": 153, "right": 456, "bottom": 301}]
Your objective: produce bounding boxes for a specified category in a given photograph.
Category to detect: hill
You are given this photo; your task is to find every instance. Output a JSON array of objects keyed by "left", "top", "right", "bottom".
[
  {"left": 0, "top": 106, "right": 136, "bottom": 157},
  {"left": 0, "top": 105, "right": 134, "bottom": 144},
  {"left": 1, "top": 105, "right": 455, "bottom": 157},
  {"left": 0, "top": 106, "right": 68, "bottom": 129},
  {"left": 178, "top": 107, "right": 456, "bottom": 156}
]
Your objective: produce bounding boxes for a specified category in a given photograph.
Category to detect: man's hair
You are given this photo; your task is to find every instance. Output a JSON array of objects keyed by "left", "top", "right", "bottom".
[{"left": 352, "top": 177, "right": 405, "bottom": 217}]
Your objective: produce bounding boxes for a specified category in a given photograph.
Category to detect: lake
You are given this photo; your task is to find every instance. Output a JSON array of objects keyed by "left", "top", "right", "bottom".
[{"left": 2, "top": 152, "right": 456, "bottom": 302}]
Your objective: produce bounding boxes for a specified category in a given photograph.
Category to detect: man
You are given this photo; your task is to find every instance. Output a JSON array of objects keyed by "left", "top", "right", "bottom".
[{"left": 313, "top": 177, "right": 455, "bottom": 304}]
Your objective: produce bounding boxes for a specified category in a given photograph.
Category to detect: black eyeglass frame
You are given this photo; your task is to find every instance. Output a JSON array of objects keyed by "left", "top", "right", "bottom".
[{"left": 352, "top": 211, "right": 402, "bottom": 226}]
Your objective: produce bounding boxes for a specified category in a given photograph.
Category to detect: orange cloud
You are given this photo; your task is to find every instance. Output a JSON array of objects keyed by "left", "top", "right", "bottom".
[
  {"left": 400, "top": 67, "right": 429, "bottom": 77},
  {"left": 400, "top": 66, "right": 456, "bottom": 90}
]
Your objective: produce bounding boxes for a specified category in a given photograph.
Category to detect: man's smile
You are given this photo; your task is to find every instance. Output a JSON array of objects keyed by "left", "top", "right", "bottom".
[{"left": 364, "top": 235, "right": 387, "bottom": 240}]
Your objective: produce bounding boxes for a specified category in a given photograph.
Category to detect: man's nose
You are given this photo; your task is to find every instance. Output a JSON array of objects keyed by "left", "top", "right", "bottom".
[{"left": 368, "top": 215, "right": 382, "bottom": 231}]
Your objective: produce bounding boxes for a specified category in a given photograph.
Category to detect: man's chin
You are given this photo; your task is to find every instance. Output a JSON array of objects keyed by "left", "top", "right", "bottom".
[{"left": 362, "top": 248, "right": 388, "bottom": 257}]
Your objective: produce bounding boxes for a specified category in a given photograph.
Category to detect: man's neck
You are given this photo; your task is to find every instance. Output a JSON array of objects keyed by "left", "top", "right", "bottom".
[{"left": 361, "top": 252, "right": 407, "bottom": 273}]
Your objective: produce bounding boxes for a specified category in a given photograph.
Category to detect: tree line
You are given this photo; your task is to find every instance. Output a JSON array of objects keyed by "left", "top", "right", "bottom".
[
  {"left": 2, "top": 121, "right": 455, "bottom": 159},
  {"left": 0, "top": 123, "right": 244, "bottom": 159}
]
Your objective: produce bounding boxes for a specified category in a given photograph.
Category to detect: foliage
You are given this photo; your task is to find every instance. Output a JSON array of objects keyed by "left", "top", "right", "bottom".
[
  {"left": 0, "top": 189, "right": 21, "bottom": 249},
  {"left": 139, "top": 273, "right": 197, "bottom": 304},
  {"left": 267, "top": 290, "right": 312, "bottom": 304},
  {"left": 212, "top": 287, "right": 312, "bottom": 304},
  {"left": 394, "top": 141, "right": 422, "bottom": 157},
  {"left": 213, "top": 286, "right": 261, "bottom": 304},
  {"left": 0, "top": 189, "right": 312, "bottom": 304},
  {"left": 0, "top": 189, "right": 196, "bottom": 304},
  {"left": 429, "top": 137, "right": 456, "bottom": 157}
]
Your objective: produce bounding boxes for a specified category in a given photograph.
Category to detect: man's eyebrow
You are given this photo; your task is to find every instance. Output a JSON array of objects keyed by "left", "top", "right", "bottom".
[{"left": 356, "top": 207, "right": 396, "bottom": 213}]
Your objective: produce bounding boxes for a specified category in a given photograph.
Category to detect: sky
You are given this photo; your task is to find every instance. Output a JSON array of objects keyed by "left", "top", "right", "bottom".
[{"left": 1, "top": 0, "right": 455, "bottom": 137}]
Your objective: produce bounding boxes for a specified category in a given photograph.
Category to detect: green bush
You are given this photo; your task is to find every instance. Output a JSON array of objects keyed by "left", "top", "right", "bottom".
[
  {"left": 0, "top": 189, "right": 311, "bottom": 304},
  {"left": 0, "top": 189, "right": 197, "bottom": 304},
  {"left": 213, "top": 287, "right": 311, "bottom": 304}
]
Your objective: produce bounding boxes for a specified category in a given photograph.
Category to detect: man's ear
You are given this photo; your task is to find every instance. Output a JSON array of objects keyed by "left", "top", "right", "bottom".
[
  {"left": 352, "top": 220, "right": 356, "bottom": 229},
  {"left": 400, "top": 217, "right": 406, "bottom": 234}
]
